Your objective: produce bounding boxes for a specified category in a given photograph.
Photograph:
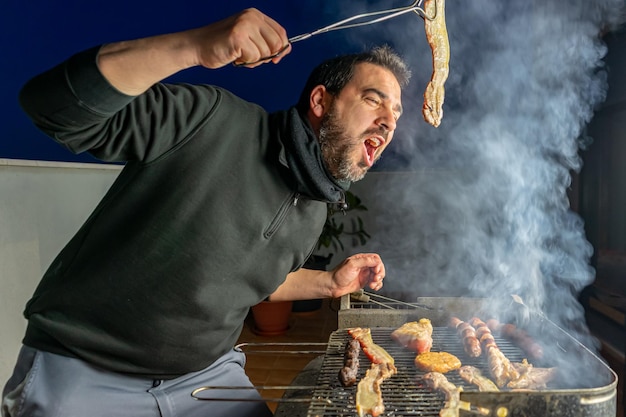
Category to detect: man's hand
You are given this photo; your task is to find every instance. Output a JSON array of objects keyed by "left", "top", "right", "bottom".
[
  {"left": 192, "top": 8, "right": 291, "bottom": 69},
  {"left": 330, "top": 253, "right": 386, "bottom": 297},
  {"left": 268, "top": 253, "right": 385, "bottom": 302}
]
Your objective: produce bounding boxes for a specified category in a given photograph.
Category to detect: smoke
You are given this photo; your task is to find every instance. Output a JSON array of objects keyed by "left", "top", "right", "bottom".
[{"left": 332, "top": 0, "right": 625, "bottom": 347}]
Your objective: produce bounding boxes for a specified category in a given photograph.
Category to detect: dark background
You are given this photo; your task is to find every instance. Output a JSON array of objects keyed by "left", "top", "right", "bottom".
[{"left": 2, "top": 0, "right": 427, "bottom": 166}]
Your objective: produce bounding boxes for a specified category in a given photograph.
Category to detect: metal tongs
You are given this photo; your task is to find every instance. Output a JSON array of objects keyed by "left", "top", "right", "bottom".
[
  {"left": 350, "top": 289, "right": 439, "bottom": 311},
  {"left": 235, "top": 0, "right": 436, "bottom": 66}
]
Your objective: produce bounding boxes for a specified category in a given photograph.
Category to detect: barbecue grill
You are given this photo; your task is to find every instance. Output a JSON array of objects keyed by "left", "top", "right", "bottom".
[
  {"left": 195, "top": 294, "right": 618, "bottom": 417},
  {"left": 307, "top": 295, "right": 617, "bottom": 417},
  {"left": 307, "top": 297, "right": 617, "bottom": 417}
]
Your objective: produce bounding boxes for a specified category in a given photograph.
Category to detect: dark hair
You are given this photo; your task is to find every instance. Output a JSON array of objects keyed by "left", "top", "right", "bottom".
[{"left": 296, "top": 45, "right": 411, "bottom": 114}]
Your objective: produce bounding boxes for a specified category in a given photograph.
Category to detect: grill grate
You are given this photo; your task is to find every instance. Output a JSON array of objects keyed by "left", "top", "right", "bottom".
[{"left": 306, "top": 327, "right": 526, "bottom": 417}]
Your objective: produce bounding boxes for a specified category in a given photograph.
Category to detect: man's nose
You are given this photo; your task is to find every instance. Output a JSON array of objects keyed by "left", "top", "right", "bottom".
[{"left": 376, "top": 107, "right": 397, "bottom": 132}]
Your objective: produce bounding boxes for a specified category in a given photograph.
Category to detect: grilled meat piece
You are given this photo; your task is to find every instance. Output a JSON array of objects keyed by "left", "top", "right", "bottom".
[
  {"left": 349, "top": 328, "right": 398, "bottom": 416},
  {"left": 470, "top": 317, "right": 519, "bottom": 387},
  {"left": 355, "top": 363, "right": 395, "bottom": 417},
  {"left": 449, "top": 317, "right": 481, "bottom": 358},
  {"left": 421, "top": 372, "right": 462, "bottom": 417},
  {"left": 458, "top": 365, "right": 499, "bottom": 392},
  {"left": 348, "top": 327, "right": 397, "bottom": 374},
  {"left": 422, "top": 0, "right": 449, "bottom": 127},
  {"left": 339, "top": 339, "right": 361, "bottom": 387},
  {"left": 391, "top": 318, "right": 433, "bottom": 353},
  {"left": 508, "top": 360, "right": 558, "bottom": 390},
  {"left": 487, "top": 347, "right": 520, "bottom": 388},
  {"left": 415, "top": 351, "right": 462, "bottom": 373}
]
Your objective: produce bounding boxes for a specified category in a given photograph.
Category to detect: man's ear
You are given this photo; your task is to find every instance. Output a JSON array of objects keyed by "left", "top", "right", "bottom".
[{"left": 309, "top": 85, "right": 329, "bottom": 119}]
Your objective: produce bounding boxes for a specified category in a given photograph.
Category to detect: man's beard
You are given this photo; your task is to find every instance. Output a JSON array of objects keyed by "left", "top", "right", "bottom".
[{"left": 318, "top": 107, "right": 370, "bottom": 182}]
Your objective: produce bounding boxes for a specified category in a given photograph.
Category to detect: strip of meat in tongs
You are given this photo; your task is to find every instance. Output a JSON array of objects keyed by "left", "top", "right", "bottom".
[
  {"left": 391, "top": 318, "right": 433, "bottom": 353},
  {"left": 422, "top": 0, "right": 449, "bottom": 127},
  {"left": 458, "top": 365, "right": 499, "bottom": 392},
  {"left": 470, "top": 317, "right": 519, "bottom": 388},
  {"left": 449, "top": 317, "right": 481, "bottom": 358}
]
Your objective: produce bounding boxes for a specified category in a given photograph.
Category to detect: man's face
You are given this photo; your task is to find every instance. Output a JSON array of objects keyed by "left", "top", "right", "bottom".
[{"left": 319, "top": 63, "right": 403, "bottom": 182}]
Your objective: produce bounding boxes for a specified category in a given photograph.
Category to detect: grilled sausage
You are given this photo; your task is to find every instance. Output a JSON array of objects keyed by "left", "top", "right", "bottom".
[
  {"left": 339, "top": 339, "right": 361, "bottom": 387},
  {"left": 449, "top": 317, "right": 482, "bottom": 358},
  {"left": 487, "top": 319, "right": 544, "bottom": 361}
]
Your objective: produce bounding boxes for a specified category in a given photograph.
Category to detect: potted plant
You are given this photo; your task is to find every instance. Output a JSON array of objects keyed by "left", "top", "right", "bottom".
[
  {"left": 250, "top": 299, "right": 293, "bottom": 336},
  {"left": 293, "top": 190, "right": 370, "bottom": 312}
]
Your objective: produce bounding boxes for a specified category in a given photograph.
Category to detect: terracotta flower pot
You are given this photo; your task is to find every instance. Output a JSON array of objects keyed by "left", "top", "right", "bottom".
[{"left": 251, "top": 300, "right": 293, "bottom": 336}]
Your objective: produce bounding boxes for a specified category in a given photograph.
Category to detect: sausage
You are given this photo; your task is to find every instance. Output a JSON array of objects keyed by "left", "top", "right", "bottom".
[
  {"left": 449, "top": 317, "right": 482, "bottom": 358},
  {"left": 339, "top": 339, "right": 361, "bottom": 387},
  {"left": 488, "top": 320, "right": 544, "bottom": 361}
]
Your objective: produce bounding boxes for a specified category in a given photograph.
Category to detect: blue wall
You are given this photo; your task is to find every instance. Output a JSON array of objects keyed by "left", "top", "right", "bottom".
[{"left": 2, "top": 1, "right": 377, "bottom": 163}]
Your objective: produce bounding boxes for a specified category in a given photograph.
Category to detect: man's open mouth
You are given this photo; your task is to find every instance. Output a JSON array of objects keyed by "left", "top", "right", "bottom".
[{"left": 364, "top": 137, "right": 383, "bottom": 167}]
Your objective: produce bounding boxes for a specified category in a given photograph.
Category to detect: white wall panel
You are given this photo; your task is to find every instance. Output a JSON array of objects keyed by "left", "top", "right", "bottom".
[{"left": 0, "top": 159, "right": 121, "bottom": 383}]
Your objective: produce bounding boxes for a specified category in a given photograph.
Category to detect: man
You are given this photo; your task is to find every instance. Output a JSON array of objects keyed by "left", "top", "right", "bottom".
[{"left": 2, "top": 8, "right": 410, "bottom": 417}]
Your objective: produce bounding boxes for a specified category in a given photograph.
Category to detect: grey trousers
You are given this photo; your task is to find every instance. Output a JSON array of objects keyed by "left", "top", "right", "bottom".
[{"left": 1, "top": 346, "right": 272, "bottom": 417}]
